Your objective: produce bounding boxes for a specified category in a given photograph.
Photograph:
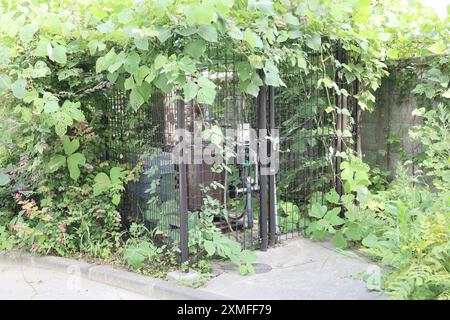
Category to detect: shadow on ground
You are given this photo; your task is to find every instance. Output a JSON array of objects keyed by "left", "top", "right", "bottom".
[{"left": 203, "top": 237, "right": 386, "bottom": 300}]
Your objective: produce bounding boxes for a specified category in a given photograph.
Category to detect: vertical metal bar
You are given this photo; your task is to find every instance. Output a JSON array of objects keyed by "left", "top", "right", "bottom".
[
  {"left": 354, "top": 81, "right": 362, "bottom": 157},
  {"left": 268, "top": 85, "right": 276, "bottom": 245},
  {"left": 334, "top": 45, "right": 344, "bottom": 197},
  {"left": 257, "top": 70, "right": 268, "bottom": 251},
  {"left": 177, "top": 95, "right": 189, "bottom": 267}
]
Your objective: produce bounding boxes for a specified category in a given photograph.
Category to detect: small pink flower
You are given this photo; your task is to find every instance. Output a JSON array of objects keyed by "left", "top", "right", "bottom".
[
  {"left": 58, "top": 237, "right": 65, "bottom": 244},
  {"left": 14, "top": 193, "right": 22, "bottom": 201},
  {"left": 58, "top": 224, "right": 67, "bottom": 233},
  {"left": 12, "top": 225, "right": 22, "bottom": 232},
  {"left": 31, "top": 243, "right": 40, "bottom": 251}
]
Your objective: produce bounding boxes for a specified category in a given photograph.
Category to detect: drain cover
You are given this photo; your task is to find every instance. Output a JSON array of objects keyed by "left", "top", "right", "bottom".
[{"left": 252, "top": 263, "right": 272, "bottom": 274}]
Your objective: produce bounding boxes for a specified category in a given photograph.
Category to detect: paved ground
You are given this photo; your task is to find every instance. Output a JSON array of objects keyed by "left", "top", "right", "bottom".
[
  {"left": 203, "top": 237, "right": 386, "bottom": 300},
  {"left": 0, "top": 237, "right": 385, "bottom": 300},
  {"left": 0, "top": 263, "right": 150, "bottom": 300}
]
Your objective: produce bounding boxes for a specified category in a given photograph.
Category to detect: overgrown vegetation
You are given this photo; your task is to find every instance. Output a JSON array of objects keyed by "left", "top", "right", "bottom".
[
  {"left": 0, "top": 0, "right": 448, "bottom": 297},
  {"left": 304, "top": 61, "right": 450, "bottom": 299}
]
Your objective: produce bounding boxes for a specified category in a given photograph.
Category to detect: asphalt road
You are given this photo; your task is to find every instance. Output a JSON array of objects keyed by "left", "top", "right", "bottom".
[{"left": 0, "top": 263, "right": 151, "bottom": 300}]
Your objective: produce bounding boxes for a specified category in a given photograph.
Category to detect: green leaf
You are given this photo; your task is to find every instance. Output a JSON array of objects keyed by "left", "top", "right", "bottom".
[
  {"left": 239, "top": 264, "right": 248, "bottom": 275},
  {"left": 87, "top": 40, "right": 104, "bottom": 55},
  {"left": 97, "top": 21, "right": 115, "bottom": 33},
  {"left": 179, "top": 56, "right": 196, "bottom": 74},
  {"left": 186, "top": 4, "right": 215, "bottom": 26},
  {"left": 134, "top": 37, "right": 149, "bottom": 51},
  {"left": 244, "top": 28, "right": 258, "bottom": 48},
  {"left": 309, "top": 203, "right": 328, "bottom": 218},
  {"left": 227, "top": 25, "right": 244, "bottom": 40},
  {"left": 51, "top": 111, "right": 73, "bottom": 137},
  {"left": 183, "top": 81, "right": 199, "bottom": 102},
  {"left": 197, "top": 77, "right": 216, "bottom": 105},
  {"left": 248, "top": 0, "right": 274, "bottom": 15},
  {"left": 137, "top": 83, "right": 152, "bottom": 101},
  {"left": 153, "top": 74, "right": 173, "bottom": 93},
  {"left": 33, "top": 38, "right": 50, "bottom": 57},
  {"left": 264, "top": 60, "right": 283, "bottom": 86},
  {"left": 11, "top": 79, "right": 27, "bottom": 99},
  {"left": 154, "top": 54, "right": 168, "bottom": 70},
  {"left": 237, "top": 63, "right": 262, "bottom": 97},
  {"left": 129, "top": 89, "right": 145, "bottom": 111},
  {"left": 324, "top": 208, "right": 345, "bottom": 226},
  {"left": 297, "top": 54, "right": 307, "bottom": 69},
  {"left": 48, "top": 155, "right": 66, "bottom": 172},
  {"left": 49, "top": 45, "right": 67, "bottom": 65},
  {"left": 197, "top": 24, "right": 218, "bottom": 42},
  {"left": 62, "top": 100, "right": 85, "bottom": 122},
  {"left": 204, "top": 240, "right": 216, "bottom": 256},
  {"left": 107, "top": 51, "right": 126, "bottom": 73},
  {"left": 107, "top": 72, "right": 119, "bottom": 83},
  {"left": 62, "top": 136, "right": 80, "bottom": 156},
  {"left": 124, "top": 52, "right": 141, "bottom": 74},
  {"left": 124, "top": 242, "right": 151, "bottom": 269},
  {"left": 236, "top": 62, "right": 252, "bottom": 80},
  {"left": 19, "top": 24, "right": 38, "bottom": 44},
  {"left": 306, "top": 32, "right": 321, "bottom": 50},
  {"left": 325, "top": 189, "right": 340, "bottom": 204},
  {"left": 362, "top": 234, "right": 378, "bottom": 247},
  {"left": 124, "top": 77, "right": 135, "bottom": 90},
  {"left": 198, "top": 77, "right": 215, "bottom": 89},
  {"left": 0, "top": 173, "right": 10, "bottom": 186},
  {"left": 32, "top": 61, "right": 50, "bottom": 78},
  {"left": 118, "top": 9, "right": 133, "bottom": 24},
  {"left": 332, "top": 231, "right": 348, "bottom": 249},
  {"left": 110, "top": 167, "right": 124, "bottom": 184},
  {"left": 96, "top": 49, "right": 117, "bottom": 73},
  {"left": 283, "top": 13, "right": 300, "bottom": 25},
  {"left": 93, "top": 172, "right": 111, "bottom": 196},
  {"left": 197, "top": 86, "right": 216, "bottom": 105},
  {"left": 345, "top": 223, "right": 362, "bottom": 241},
  {"left": 184, "top": 39, "right": 207, "bottom": 59},
  {"left": 156, "top": 27, "right": 171, "bottom": 42},
  {"left": 67, "top": 153, "right": 86, "bottom": 181},
  {"left": 112, "top": 194, "right": 121, "bottom": 206}
]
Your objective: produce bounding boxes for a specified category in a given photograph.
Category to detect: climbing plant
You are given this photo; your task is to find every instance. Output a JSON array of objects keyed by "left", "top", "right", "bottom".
[{"left": 0, "top": 0, "right": 448, "bottom": 285}]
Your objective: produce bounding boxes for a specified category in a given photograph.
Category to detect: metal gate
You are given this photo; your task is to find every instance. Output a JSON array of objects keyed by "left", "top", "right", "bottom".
[{"left": 100, "top": 42, "right": 360, "bottom": 262}]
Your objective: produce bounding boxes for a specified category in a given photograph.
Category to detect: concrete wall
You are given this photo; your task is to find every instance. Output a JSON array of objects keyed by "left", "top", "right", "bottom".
[{"left": 361, "top": 66, "right": 424, "bottom": 176}]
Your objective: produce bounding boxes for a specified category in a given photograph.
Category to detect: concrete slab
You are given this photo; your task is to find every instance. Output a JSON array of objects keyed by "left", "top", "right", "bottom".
[
  {"left": 167, "top": 270, "right": 200, "bottom": 282},
  {"left": 0, "top": 252, "right": 228, "bottom": 300},
  {"left": 203, "top": 237, "right": 386, "bottom": 300},
  {"left": 0, "top": 263, "right": 151, "bottom": 300}
]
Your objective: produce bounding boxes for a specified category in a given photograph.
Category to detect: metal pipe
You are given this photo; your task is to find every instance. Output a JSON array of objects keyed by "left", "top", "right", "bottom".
[
  {"left": 268, "top": 86, "right": 277, "bottom": 245},
  {"left": 257, "top": 70, "right": 268, "bottom": 251},
  {"left": 177, "top": 95, "right": 189, "bottom": 267},
  {"left": 354, "top": 80, "right": 362, "bottom": 157},
  {"left": 334, "top": 46, "right": 344, "bottom": 197},
  {"left": 245, "top": 177, "right": 254, "bottom": 229}
]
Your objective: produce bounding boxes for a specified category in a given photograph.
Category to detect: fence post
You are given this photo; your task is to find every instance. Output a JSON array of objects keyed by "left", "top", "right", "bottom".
[
  {"left": 177, "top": 95, "right": 189, "bottom": 267},
  {"left": 268, "top": 85, "right": 277, "bottom": 245},
  {"left": 334, "top": 44, "right": 348, "bottom": 197},
  {"left": 353, "top": 81, "right": 362, "bottom": 157},
  {"left": 257, "top": 70, "right": 268, "bottom": 251}
]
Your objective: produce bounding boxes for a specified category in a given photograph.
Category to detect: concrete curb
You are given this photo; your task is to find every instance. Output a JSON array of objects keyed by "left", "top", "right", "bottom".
[{"left": 0, "top": 251, "right": 230, "bottom": 300}]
